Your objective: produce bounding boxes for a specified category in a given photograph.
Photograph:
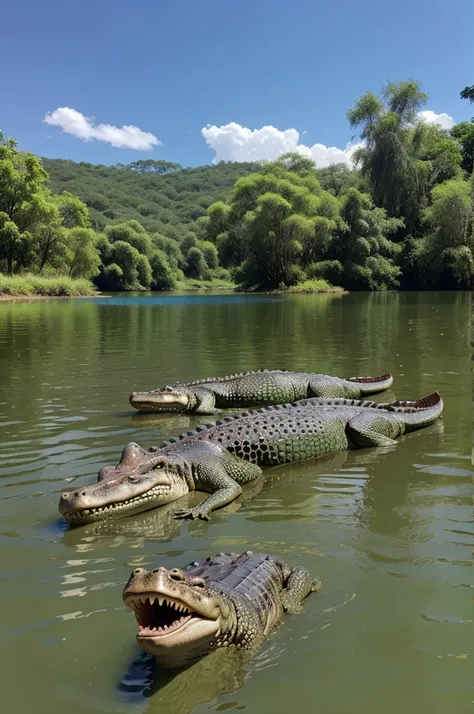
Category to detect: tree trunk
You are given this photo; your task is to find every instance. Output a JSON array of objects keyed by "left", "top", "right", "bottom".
[{"left": 39, "top": 237, "right": 52, "bottom": 273}]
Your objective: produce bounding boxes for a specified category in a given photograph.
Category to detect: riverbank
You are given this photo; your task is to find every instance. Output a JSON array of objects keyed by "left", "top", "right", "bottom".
[
  {"left": 0, "top": 275, "right": 97, "bottom": 300},
  {"left": 0, "top": 274, "right": 347, "bottom": 301},
  {"left": 238, "top": 279, "right": 345, "bottom": 295}
]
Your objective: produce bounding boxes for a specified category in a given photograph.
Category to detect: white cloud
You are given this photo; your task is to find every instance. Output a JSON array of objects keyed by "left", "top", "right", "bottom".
[
  {"left": 201, "top": 122, "right": 362, "bottom": 168},
  {"left": 44, "top": 107, "right": 160, "bottom": 150},
  {"left": 417, "top": 110, "right": 454, "bottom": 130}
]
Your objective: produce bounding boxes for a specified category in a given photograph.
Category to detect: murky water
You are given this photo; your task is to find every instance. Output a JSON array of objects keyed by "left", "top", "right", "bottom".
[{"left": 0, "top": 291, "right": 472, "bottom": 714}]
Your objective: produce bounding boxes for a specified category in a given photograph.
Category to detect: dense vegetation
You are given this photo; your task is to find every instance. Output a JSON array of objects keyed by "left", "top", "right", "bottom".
[
  {"left": 0, "top": 133, "right": 246, "bottom": 292},
  {"left": 1, "top": 79, "right": 473, "bottom": 294},
  {"left": 201, "top": 81, "right": 474, "bottom": 291},
  {"left": 43, "top": 157, "right": 259, "bottom": 237}
]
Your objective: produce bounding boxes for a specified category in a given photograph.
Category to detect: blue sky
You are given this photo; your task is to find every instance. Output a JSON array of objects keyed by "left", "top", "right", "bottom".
[{"left": 2, "top": 0, "right": 473, "bottom": 168}]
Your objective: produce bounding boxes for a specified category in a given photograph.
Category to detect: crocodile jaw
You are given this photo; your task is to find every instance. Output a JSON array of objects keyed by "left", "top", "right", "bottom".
[
  {"left": 129, "top": 390, "right": 190, "bottom": 413},
  {"left": 59, "top": 471, "right": 189, "bottom": 526},
  {"left": 123, "top": 571, "right": 223, "bottom": 665}
]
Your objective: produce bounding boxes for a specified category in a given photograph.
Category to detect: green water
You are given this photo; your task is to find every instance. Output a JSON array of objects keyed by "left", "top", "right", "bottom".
[{"left": 0, "top": 291, "right": 472, "bottom": 714}]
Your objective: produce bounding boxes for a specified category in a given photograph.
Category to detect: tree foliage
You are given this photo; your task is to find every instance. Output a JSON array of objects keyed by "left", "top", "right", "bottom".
[
  {"left": 2, "top": 79, "right": 474, "bottom": 294},
  {"left": 461, "top": 85, "right": 474, "bottom": 103}
]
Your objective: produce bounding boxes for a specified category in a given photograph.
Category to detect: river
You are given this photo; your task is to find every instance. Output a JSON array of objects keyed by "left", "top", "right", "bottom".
[{"left": 0, "top": 291, "right": 472, "bottom": 714}]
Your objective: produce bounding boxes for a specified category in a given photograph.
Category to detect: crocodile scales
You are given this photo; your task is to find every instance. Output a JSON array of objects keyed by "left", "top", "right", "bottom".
[
  {"left": 59, "top": 392, "right": 443, "bottom": 525},
  {"left": 123, "top": 550, "right": 320, "bottom": 669},
  {"left": 129, "top": 369, "right": 394, "bottom": 414}
]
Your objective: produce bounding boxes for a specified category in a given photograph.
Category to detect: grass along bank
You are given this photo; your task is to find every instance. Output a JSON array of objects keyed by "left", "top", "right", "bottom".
[
  {"left": 0, "top": 274, "right": 97, "bottom": 298},
  {"left": 277, "top": 279, "right": 345, "bottom": 294},
  {"left": 237, "top": 279, "right": 345, "bottom": 294},
  {"left": 177, "top": 276, "right": 236, "bottom": 291}
]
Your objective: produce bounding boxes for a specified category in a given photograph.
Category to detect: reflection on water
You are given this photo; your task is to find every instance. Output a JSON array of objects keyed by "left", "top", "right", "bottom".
[
  {"left": 0, "top": 291, "right": 472, "bottom": 714},
  {"left": 120, "top": 649, "right": 248, "bottom": 714}
]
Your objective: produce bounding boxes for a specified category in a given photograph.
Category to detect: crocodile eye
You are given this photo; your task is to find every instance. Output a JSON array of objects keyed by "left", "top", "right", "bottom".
[
  {"left": 169, "top": 569, "right": 185, "bottom": 582},
  {"left": 128, "top": 475, "right": 139, "bottom": 483},
  {"left": 154, "top": 462, "right": 164, "bottom": 470},
  {"left": 190, "top": 577, "right": 206, "bottom": 588}
]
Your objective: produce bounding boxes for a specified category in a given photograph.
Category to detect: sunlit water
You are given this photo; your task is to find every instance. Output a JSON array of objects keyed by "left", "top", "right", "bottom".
[{"left": 0, "top": 291, "right": 472, "bottom": 714}]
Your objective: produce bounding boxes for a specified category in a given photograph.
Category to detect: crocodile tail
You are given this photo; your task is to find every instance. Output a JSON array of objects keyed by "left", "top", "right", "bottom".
[
  {"left": 391, "top": 392, "right": 443, "bottom": 429},
  {"left": 347, "top": 373, "right": 393, "bottom": 394},
  {"left": 388, "top": 391, "right": 441, "bottom": 411}
]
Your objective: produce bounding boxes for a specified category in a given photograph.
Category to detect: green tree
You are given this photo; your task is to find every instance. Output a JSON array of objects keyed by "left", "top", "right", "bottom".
[
  {"left": 316, "top": 163, "right": 366, "bottom": 196},
  {"left": 206, "top": 201, "right": 231, "bottom": 242},
  {"left": 423, "top": 178, "right": 472, "bottom": 246},
  {"left": 0, "top": 132, "right": 49, "bottom": 273},
  {"left": 56, "top": 191, "right": 89, "bottom": 228},
  {"left": 200, "top": 240, "right": 219, "bottom": 270},
  {"left": 106, "top": 241, "right": 152, "bottom": 290},
  {"left": 127, "top": 159, "right": 182, "bottom": 175},
  {"left": 416, "top": 178, "right": 473, "bottom": 288},
  {"left": 348, "top": 80, "right": 428, "bottom": 220},
  {"left": 152, "top": 234, "right": 183, "bottom": 271},
  {"left": 181, "top": 232, "right": 199, "bottom": 253},
  {"left": 149, "top": 249, "right": 177, "bottom": 290},
  {"left": 0, "top": 213, "right": 25, "bottom": 275},
  {"left": 185, "top": 247, "right": 209, "bottom": 280},
  {"left": 206, "top": 156, "right": 340, "bottom": 289},
  {"left": 62, "top": 227, "right": 101, "bottom": 278},
  {"left": 451, "top": 121, "right": 474, "bottom": 174},
  {"left": 105, "top": 220, "right": 153, "bottom": 256},
  {"left": 332, "top": 188, "right": 402, "bottom": 289}
]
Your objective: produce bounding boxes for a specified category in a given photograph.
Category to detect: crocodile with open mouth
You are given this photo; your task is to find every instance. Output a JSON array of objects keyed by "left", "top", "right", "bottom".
[
  {"left": 59, "top": 392, "right": 443, "bottom": 525},
  {"left": 123, "top": 550, "right": 320, "bottom": 669},
  {"left": 129, "top": 370, "right": 394, "bottom": 414}
]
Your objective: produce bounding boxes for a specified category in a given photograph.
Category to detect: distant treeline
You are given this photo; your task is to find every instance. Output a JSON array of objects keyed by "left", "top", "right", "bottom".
[{"left": 1, "top": 79, "right": 473, "bottom": 292}]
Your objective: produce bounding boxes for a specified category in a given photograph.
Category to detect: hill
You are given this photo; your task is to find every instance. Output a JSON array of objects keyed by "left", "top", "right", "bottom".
[{"left": 42, "top": 157, "right": 259, "bottom": 239}]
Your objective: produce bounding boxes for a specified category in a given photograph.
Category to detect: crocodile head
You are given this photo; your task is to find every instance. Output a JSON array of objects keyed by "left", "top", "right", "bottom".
[
  {"left": 129, "top": 386, "right": 194, "bottom": 413},
  {"left": 58, "top": 443, "right": 189, "bottom": 526},
  {"left": 123, "top": 565, "right": 233, "bottom": 666}
]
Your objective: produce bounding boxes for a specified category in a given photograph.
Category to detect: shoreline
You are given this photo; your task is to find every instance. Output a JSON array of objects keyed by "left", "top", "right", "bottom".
[
  {"left": 0, "top": 287, "right": 347, "bottom": 302},
  {"left": 0, "top": 293, "right": 99, "bottom": 302},
  {"left": 0, "top": 283, "right": 348, "bottom": 302}
]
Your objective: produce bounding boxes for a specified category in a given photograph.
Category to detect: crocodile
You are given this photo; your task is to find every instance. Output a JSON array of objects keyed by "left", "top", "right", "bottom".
[
  {"left": 129, "top": 369, "right": 394, "bottom": 414},
  {"left": 59, "top": 392, "right": 443, "bottom": 525},
  {"left": 123, "top": 550, "right": 319, "bottom": 669}
]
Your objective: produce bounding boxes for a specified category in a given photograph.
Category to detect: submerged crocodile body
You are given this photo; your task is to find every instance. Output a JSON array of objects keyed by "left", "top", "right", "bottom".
[
  {"left": 123, "top": 550, "right": 319, "bottom": 669},
  {"left": 129, "top": 369, "right": 394, "bottom": 414},
  {"left": 59, "top": 392, "right": 443, "bottom": 525}
]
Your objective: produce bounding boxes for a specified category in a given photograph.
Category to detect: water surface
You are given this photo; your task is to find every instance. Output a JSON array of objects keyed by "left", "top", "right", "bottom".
[{"left": 0, "top": 291, "right": 472, "bottom": 713}]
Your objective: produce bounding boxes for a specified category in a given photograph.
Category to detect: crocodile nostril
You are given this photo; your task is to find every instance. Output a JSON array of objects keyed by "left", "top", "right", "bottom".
[
  {"left": 133, "top": 568, "right": 144, "bottom": 575},
  {"left": 81, "top": 492, "right": 86, "bottom": 497}
]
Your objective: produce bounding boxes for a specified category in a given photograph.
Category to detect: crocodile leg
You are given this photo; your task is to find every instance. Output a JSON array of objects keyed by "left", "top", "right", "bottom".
[
  {"left": 174, "top": 462, "right": 246, "bottom": 520},
  {"left": 193, "top": 388, "right": 220, "bottom": 415},
  {"left": 346, "top": 413, "right": 405, "bottom": 447},
  {"left": 281, "top": 566, "right": 321, "bottom": 614}
]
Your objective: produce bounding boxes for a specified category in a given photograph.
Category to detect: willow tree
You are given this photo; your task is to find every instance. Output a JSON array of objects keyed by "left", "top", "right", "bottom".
[
  {"left": 348, "top": 81, "right": 428, "bottom": 220},
  {"left": 209, "top": 154, "right": 341, "bottom": 289}
]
